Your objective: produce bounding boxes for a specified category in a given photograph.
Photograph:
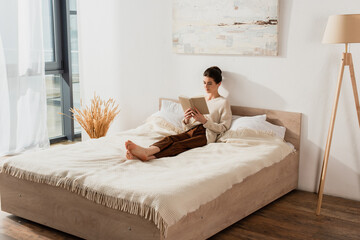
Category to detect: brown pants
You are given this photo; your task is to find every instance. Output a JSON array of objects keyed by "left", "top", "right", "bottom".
[{"left": 151, "top": 124, "right": 207, "bottom": 158}]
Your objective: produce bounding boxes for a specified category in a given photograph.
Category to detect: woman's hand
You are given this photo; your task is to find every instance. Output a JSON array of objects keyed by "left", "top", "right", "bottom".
[
  {"left": 191, "top": 108, "right": 207, "bottom": 124},
  {"left": 184, "top": 108, "right": 193, "bottom": 124}
]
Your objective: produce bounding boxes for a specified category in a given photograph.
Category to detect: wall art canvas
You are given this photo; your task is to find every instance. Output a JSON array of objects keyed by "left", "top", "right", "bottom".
[{"left": 173, "top": 0, "right": 279, "bottom": 56}]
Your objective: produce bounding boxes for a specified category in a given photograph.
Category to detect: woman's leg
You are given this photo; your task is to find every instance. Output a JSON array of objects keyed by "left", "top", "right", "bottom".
[
  {"left": 153, "top": 125, "right": 207, "bottom": 158},
  {"left": 125, "top": 131, "right": 192, "bottom": 161},
  {"left": 126, "top": 125, "right": 206, "bottom": 161},
  {"left": 153, "top": 133, "right": 207, "bottom": 158},
  {"left": 151, "top": 131, "right": 193, "bottom": 151}
]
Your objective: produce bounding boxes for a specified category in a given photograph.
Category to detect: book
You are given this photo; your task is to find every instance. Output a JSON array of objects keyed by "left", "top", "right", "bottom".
[{"left": 178, "top": 96, "right": 209, "bottom": 114}]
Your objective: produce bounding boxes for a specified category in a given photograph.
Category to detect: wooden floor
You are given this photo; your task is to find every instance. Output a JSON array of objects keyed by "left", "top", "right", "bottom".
[{"left": 0, "top": 190, "right": 359, "bottom": 240}]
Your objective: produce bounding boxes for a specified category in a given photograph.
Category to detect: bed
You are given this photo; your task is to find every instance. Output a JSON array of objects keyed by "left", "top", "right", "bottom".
[{"left": 0, "top": 98, "right": 301, "bottom": 240}]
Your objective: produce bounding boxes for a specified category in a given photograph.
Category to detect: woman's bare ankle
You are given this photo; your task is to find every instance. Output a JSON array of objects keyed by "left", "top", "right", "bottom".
[{"left": 147, "top": 146, "right": 160, "bottom": 156}]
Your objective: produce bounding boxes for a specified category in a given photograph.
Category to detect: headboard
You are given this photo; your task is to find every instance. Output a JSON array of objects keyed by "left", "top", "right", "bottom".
[{"left": 159, "top": 98, "right": 302, "bottom": 151}]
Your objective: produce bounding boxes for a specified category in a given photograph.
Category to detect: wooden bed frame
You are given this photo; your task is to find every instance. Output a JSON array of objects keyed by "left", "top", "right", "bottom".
[{"left": 0, "top": 100, "right": 302, "bottom": 240}]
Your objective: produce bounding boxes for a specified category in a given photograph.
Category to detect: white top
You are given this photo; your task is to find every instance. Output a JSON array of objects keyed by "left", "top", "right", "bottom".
[{"left": 182, "top": 96, "right": 232, "bottom": 143}]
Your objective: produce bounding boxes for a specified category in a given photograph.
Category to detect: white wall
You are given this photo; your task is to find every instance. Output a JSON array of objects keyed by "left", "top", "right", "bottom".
[{"left": 77, "top": 0, "right": 360, "bottom": 201}]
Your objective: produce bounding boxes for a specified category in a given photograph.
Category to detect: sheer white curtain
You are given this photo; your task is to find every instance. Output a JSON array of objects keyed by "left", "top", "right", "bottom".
[{"left": 0, "top": 0, "right": 49, "bottom": 156}]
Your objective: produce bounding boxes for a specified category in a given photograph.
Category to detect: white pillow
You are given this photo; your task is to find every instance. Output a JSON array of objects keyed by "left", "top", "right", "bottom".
[
  {"left": 161, "top": 100, "right": 184, "bottom": 115},
  {"left": 230, "top": 117, "right": 286, "bottom": 139},
  {"left": 151, "top": 100, "right": 184, "bottom": 129}
]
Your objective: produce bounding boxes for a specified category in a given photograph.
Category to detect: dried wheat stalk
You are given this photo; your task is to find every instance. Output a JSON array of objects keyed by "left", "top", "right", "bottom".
[{"left": 68, "top": 93, "right": 120, "bottom": 138}]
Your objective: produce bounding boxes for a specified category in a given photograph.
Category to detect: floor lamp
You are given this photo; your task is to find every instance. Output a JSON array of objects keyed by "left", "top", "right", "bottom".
[{"left": 316, "top": 14, "right": 360, "bottom": 215}]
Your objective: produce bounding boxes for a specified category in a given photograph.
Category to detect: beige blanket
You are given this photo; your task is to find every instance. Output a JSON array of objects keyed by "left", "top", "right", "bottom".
[{"left": 0, "top": 116, "right": 294, "bottom": 236}]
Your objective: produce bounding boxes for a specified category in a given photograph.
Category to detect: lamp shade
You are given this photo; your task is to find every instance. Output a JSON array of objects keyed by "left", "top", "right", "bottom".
[{"left": 322, "top": 14, "right": 360, "bottom": 44}]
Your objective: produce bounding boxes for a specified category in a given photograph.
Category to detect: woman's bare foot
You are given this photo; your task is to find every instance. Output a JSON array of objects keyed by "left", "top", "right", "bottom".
[
  {"left": 125, "top": 140, "right": 151, "bottom": 161},
  {"left": 125, "top": 141, "right": 138, "bottom": 160},
  {"left": 126, "top": 150, "right": 136, "bottom": 159}
]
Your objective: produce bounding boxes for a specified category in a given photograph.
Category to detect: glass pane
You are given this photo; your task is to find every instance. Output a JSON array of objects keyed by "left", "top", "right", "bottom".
[
  {"left": 70, "top": 13, "right": 81, "bottom": 133},
  {"left": 46, "top": 74, "right": 63, "bottom": 138},
  {"left": 70, "top": 15, "right": 79, "bottom": 57},
  {"left": 42, "top": 0, "right": 55, "bottom": 62},
  {"left": 69, "top": 0, "right": 77, "bottom": 11}
]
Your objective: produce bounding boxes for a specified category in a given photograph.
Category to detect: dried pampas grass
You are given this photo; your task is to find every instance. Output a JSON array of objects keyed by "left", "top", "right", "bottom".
[{"left": 68, "top": 94, "right": 120, "bottom": 138}]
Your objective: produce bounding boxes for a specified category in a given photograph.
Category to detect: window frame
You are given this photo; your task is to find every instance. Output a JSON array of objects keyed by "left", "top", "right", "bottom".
[
  {"left": 44, "top": 0, "right": 63, "bottom": 72},
  {"left": 44, "top": 0, "right": 80, "bottom": 143}
]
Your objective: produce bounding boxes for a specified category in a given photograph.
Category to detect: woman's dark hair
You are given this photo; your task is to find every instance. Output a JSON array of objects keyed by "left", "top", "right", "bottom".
[{"left": 203, "top": 66, "right": 222, "bottom": 84}]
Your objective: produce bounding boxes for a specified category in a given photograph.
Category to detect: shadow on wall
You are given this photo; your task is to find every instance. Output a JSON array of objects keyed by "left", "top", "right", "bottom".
[
  {"left": 323, "top": 155, "right": 360, "bottom": 201},
  {"left": 222, "top": 71, "right": 286, "bottom": 109},
  {"left": 278, "top": 0, "right": 293, "bottom": 58},
  {"left": 299, "top": 114, "right": 329, "bottom": 193},
  {"left": 301, "top": 140, "right": 360, "bottom": 201},
  {"left": 299, "top": 114, "right": 360, "bottom": 201},
  {"left": 314, "top": 153, "right": 360, "bottom": 201}
]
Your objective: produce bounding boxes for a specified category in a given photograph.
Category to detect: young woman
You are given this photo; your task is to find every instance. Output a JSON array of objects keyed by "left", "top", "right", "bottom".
[{"left": 125, "top": 66, "right": 232, "bottom": 161}]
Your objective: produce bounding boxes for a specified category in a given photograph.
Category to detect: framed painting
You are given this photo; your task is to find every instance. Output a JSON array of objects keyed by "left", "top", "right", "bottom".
[{"left": 172, "top": 0, "right": 279, "bottom": 56}]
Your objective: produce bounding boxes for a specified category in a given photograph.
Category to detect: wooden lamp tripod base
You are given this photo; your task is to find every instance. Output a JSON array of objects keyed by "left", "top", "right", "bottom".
[{"left": 316, "top": 44, "right": 360, "bottom": 215}]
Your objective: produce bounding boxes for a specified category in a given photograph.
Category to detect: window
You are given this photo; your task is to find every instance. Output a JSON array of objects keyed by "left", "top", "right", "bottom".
[{"left": 42, "top": 0, "right": 80, "bottom": 142}]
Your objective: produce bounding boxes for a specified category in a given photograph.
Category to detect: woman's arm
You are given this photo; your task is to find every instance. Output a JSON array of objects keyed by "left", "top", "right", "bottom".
[{"left": 202, "top": 100, "right": 232, "bottom": 134}]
